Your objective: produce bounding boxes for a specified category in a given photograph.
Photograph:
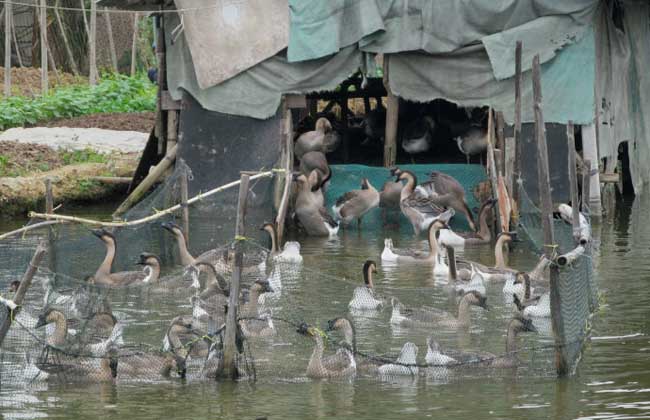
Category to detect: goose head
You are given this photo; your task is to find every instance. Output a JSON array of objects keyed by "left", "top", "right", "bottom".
[
  {"left": 360, "top": 178, "right": 370, "bottom": 190},
  {"left": 136, "top": 253, "right": 161, "bottom": 268},
  {"left": 252, "top": 279, "right": 274, "bottom": 294},
  {"left": 296, "top": 323, "right": 326, "bottom": 340},
  {"left": 510, "top": 316, "right": 538, "bottom": 334},
  {"left": 9, "top": 280, "right": 20, "bottom": 293},
  {"left": 389, "top": 167, "right": 402, "bottom": 177},
  {"left": 161, "top": 221, "right": 183, "bottom": 235},
  {"left": 396, "top": 342, "right": 418, "bottom": 364},
  {"left": 395, "top": 170, "right": 417, "bottom": 185},
  {"left": 513, "top": 272, "right": 531, "bottom": 298},
  {"left": 325, "top": 317, "right": 352, "bottom": 333},
  {"left": 462, "top": 290, "right": 489, "bottom": 310},
  {"left": 362, "top": 260, "right": 378, "bottom": 287},
  {"left": 35, "top": 308, "right": 63, "bottom": 329},
  {"left": 315, "top": 117, "right": 332, "bottom": 134},
  {"left": 91, "top": 228, "right": 116, "bottom": 245},
  {"left": 426, "top": 337, "right": 440, "bottom": 353}
]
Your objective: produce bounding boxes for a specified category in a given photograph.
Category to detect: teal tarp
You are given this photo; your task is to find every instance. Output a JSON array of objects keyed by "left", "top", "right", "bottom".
[{"left": 325, "top": 164, "right": 487, "bottom": 233}]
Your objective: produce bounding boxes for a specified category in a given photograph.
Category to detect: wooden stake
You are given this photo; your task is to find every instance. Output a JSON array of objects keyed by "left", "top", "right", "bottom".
[
  {"left": 44, "top": 178, "right": 53, "bottom": 214},
  {"left": 4, "top": 0, "right": 11, "bottom": 97},
  {"left": 513, "top": 41, "right": 522, "bottom": 202},
  {"left": 39, "top": 0, "right": 48, "bottom": 94},
  {"left": 533, "top": 54, "right": 565, "bottom": 376},
  {"left": 155, "top": 13, "right": 166, "bottom": 154},
  {"left": 0, "top": 244, "right": 47, "bottom": 347},
  {"left": 582, "top": 159, "right": 591, "bottom": 215},
  {"left": 104, "top": 7, "right": 118, "bottom": 72},
  {"left": 54, "top": 0, "right": 78, "bottom": 76},
  {"left": 166, "top": 110, "right": 178, "bottom": 153},
  {"left": 495, "top": 111, "right": 505, "bottom": 174},
  {"left": 505, "top": 136, "right": 516, "bottom": 198},
  {"left": 566, "top": 121, "right": 581, "bottom": 242},
  {"left": 222, "top": 174, "right": 250, "bottom": 379},
  {"left": 89, "top": 0, "right": 97, "bottom": 85},
  {"left": 383, "top": 55, "right": 398, "bottom": 167},
  {"left": 486, "top": 109, "right": 502, "bottom": 235},
  {"left": 130, "top": 12, "right": 139, "bottom": 76},
  {"left": 180, "top": 168, "right": 189, "bottom": 243},
  {"left": 275, "top": 100, "right": 293, "bottom": 244}
]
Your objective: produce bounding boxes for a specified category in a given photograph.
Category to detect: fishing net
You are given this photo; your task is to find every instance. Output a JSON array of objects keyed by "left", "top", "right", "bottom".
[{"left": 517, "top": 179, "right": 597, "bottom": 374}]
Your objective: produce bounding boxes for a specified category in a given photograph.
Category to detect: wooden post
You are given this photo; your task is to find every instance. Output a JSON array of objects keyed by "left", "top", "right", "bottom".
[
  {"left": 89, "top": 0, "right": 97, "bottom": 85},
  {"left": 130, "top": 12, "right": 138, "bottom": 76},
  {"left": 533, "top": 54, "right": 566, "bottom": 376},
  {"left": 505, "top": 136, "right": 516, "bottom": 198},
  {"left": 155, "top": 13, "right": 166, "bottom": 154},
  {"left": 166, "top": 110, "right": 178, "bottom": 153},
  {"left": 222, "top": 174, "right": 250, "bottom": 379},
  {"left": 54, "top": 0, "right": 78, "bottom": 76},
  {"left": 566, "top": 122, "right": 581, "bottom": 241},
  {"left": 383, "top": 55, "right": 398, "bottom": 168},
  {"left": 513, "top": 41, "right": 522, "bottom": 202},
  {"left": 582, "top": 159, "right": 591, "bottom": 215},
  {"left": 495, "top": 112, "right": 505, "bottom": 174},
  {"left": 486, "top": 109, "right": 502, "bottom": 235},
  {"left": 4, "top": 0, "right": 11, "bottom": 97},
  {"left": 79, "top": 0, "right": 90, "bottom": 36},
  {"left": 104, "top": 7, "right": 118, "bottom": 72},
  {"left": 581, "top": 124, "right": 601, "bottom": 216},
  {"left": 0, "top": 244, "right": 47, "bottom": 347},
  {"left": 39, "top": 0, "right": 48, "bottom": 94},
  {"left": 180, "top": 168, "right": 189, "bottom": 243},
  {"left": 44, "top": 178, "right": 53, "bottom": 214},
  {"left": 275, "top": 101, "right": 293, "bottom": 244}
]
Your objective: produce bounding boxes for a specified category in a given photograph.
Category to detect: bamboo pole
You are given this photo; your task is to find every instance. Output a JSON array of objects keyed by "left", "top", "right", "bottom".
[
  {"left": 513, "top": 40, "right": 522, "bottom": 203},
  {"left": 496, "top": 111, "right": 505, "bottom": 173},
  {"left": 582, "top": 159, "right": 591, "bottom": 215},
  {"left": 180, "top": 168, "right": 189, "bottom": 243},
  {"left": 112, "top": 145, "right": 177, "bottom": 217},
  {"left": 155, "top": 13, "right": 166, "bottom": 154},
  {"left": 89, "top": 0, "right": 97, "bottom": 85},
  {"left": 486, "top": 109, "right": 502, "bottom": 235},
  {"left": 79, "top": 0, "right": 90, "bottom": 36},
  {"left": 383, "top": 55, "right": 398, "bottom": 168},
  {"left": 87, "top": 176, "right": 132, "bottom": 184},
  {"left": 566, "top": 122, "right": 581, "bottom": 242},
  {"left": 505, "top": 136, "right": 515, "bottom": 198},
  {"left": 533, "top": 54, "right": 566, "bottom": 376},
  {"left": 275, "top": 101, "right": 293, "bottom": 244},
  {"left": 0, "top": 220, "right": 65, "bottom": 241},
  {"left": 556, "top": 245, "right": 585, "bottom": 267},
  {"left": 130, "top": 12, "right": 138, "bottom": 76},
  {"left": 0, "top": 243, "right": 47, "bottom": 347},
  {"left": 39, "top": 0, "right": 48, "bottom": 94},
  {"left": 104, "top": 7, "right": 118, "bottom": 72},
  {"left": 29, "top": 169, "right": 278, "bottom": 228},
  {"left": 54, "top": 0, "right": 78, "bottom": 76},
  {"left": 4, "top": 0, "right": 11, "bottom": 97},
  {"left": 166, "top": 110, "right": 178, "bottom": 154},
  {"left": 44, "top": 178, "right": 53, "bottom": 214},
  {"left": 222, "top": 174, "right": 250, "bottom": 379}
]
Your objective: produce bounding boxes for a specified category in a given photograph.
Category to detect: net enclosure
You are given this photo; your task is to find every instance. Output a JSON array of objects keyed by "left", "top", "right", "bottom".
[{"left": 0, "top": 162, "right": 596, "bottom": 387}]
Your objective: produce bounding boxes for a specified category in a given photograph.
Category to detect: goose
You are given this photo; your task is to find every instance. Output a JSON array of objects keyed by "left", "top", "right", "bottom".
[
  {"left": 393, "top": 170, "right": 455, "bottom": 235},
  {"left": 90, "top": 229, "right": 161, "bottom": 287},
  {"left": 413, "top": 171, "right": 477, "bottom": 232},
  {"left": 112, "top": 350, "right": 187, "bottom": 380},
  {"left": 379, "top": 179, "right": 403, "bottom": 209},
  {"left": 402, "top": 116, "right": 435, "bottom": 155},
  {"left": 239, "top": 312, "right": 276, "bottom": 338},
  {"left": 362, "top": 105, "right": 386, "bottom": 145},
  {"left": 454, "top": 126, "right": 488, "bottom": 164},
  {"left": 381, "top": 220, "right": 447, "bottom": 263},
  {"left": 390, "top": 291, "right": 488, "bottom": 330},
  {"left": 33, "top": 349, "right": 117, "bottom": 382},
  {"left": 299, "top": 151, "right": 331, "bottom": 192},
  {"left": 294, "top": 173, "right": 339, "bottom": 237},
  {"left": 240, "top": 279, "right": 274, "bottom": 318},
  {"left": 332, "top": 178, "right": 380, "bottom": 227},
  {"left": 348, "top": 260, "right": 383, "bottom": 310},
  {"left": 426, "top": 317, "right": 537, "bottom": 368},
  {"left": 324, "top": 317, "right": 381, "bottom": 374},
  {"left": 454, "top": 232, "right": 518, "bottom": 281},
  {"left": 163, "top": 315, "right": 210, "bottom": 361},
  {"left": 512, "top": 274, "right": 551, "bottom": 318},
  {"left": 161, "top": 222, "right": 231, "bottom": 273},
  {"left": 34, "top": 308, "right": 123, "bottom": 356},
  {"left": 296, "top": 323, "right": 356, "bottom": 379},
  {"left": 377, "top": 342, "right": 419, "bottom": 377},
  {"left": 437, "top": 199, "right": 496, "bottom": 247},
  {"left": 295, "top": 117, "right": 333, "bottom": 159},
  {"left": 260, "top": 222, "right": 303, "bottom": 264}
]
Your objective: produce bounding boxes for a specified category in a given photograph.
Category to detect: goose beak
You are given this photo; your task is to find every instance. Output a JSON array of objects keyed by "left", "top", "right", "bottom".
[
  {"left": 161, "top": 222, "right": 174, "bottom": 232},
  {"left": 325, "top": 319, "right": 336, "bottom": 331},
  {"left": 35, "top": 315, "right": 47, "bottom": 329},
  {"left": 296, "top": 322, "right": 311, "bottom": 335},
  {"left": 91, "top": 228, "right": 105, "bottom": 238}
]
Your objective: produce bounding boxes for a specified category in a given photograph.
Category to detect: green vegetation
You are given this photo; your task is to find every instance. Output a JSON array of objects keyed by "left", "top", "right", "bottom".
[
  {"left": 0, "top": 147, "right": 109, "bottom": 178},
  {"left": 60, "top": 148, "right": 108, "bottom": 165},
  {"left": 0, "top": 74, "right": 156, "bottom": 130}
]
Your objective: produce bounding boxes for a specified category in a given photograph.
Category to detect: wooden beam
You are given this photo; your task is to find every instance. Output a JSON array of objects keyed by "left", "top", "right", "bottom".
[
  {"left": 166, "top": 110, "right": 178, "bottom": 153},
  {"left": 161, "top": 90, "right": 181, "bottom": 110},
  {"left": 130, "top": 12, "right": 139, "bottom": 76},
  {"left": 495, "top": 111, "right": 505, "bottom": 173},
  {"left": 180, "top": 167, "right": 189, "bottom": 243},
  {"left": 505, "top": 136, "right": 515, "bottom": 198},
  {"left": 0, "top": 244, "right": 47, "bottom": 347},
  {"left": 566, "top": 121, "right": 581, "bottom": 242},
  {"left": 486, "top": 109, "right": 502, "bottom": 235},
  {"left": 275, "top": 101, "right": 293, "bottom": 244},
  {"left": 582, "top": 159, "right": 591, "bottom": 215},
  {"left": 4, "top": 0, "right": 11, "bottom": 97},
  {"left": 222, "top": 174, "right": 250, "bottom": 379},
  {"left": 513, "top": 40, "right": 522, "bottom": 203},
  {"left": 286, "top": 94, "right": 306, "bottom": 109},
  {"left": 104, "top": 7, "right": 118, "bottom": 72},
  {"left": 155, "top": 13, "right": 166, "bottom": 154},
  {"left": 39, "top": 0, "right": 48, "bottom": 93},
  {"left": 44, "top": 178, "right": 53, "bottom": 214},
  {"left": 88, "top": 176, "right": 132, "bottom": 184},
  {"left": 383, "top": 55, "right": 398, "bottom": 168},
  {"left": 89, "top": 0, "right": 97, "bottom": 85}
]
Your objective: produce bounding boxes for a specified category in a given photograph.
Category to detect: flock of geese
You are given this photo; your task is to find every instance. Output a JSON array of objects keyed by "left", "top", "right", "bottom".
[{"left": 7, "top": 117, "right": 559, "bottom": 383}]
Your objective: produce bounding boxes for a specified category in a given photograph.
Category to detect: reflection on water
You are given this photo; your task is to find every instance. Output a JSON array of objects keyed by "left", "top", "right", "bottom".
[{"left": 1, "top": 193, "right": 650, "bottom": 420}]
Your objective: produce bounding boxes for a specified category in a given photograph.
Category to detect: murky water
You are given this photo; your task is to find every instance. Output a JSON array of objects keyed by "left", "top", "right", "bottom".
[{"left": 1, "top": 194, "right": 649, "bottom": 420}]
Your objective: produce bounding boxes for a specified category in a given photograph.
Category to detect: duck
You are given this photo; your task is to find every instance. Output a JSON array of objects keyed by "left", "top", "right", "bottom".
[
  {"left": 414, "top": 171, "right": 477, "bottom": 232},
  {"left": 377, "top": 342, "right": 419, "bottom": 377},
  {"left": 392, "top": 170, "right": 455, "bottom": 235},
  {"left": 90, "top": 229, "right": 161, "bottom": 287},
  {"left": 296, "top": 323, "right": 356, "bottom": 379},
  {"left": 348, "top": 260, "right": 383, "bottom": 310},
  {"left": 437, "top": 199, "right": 496, "bottom": 247},
  {"left": 34, "top": 308, "right": 123, "bottom": 356},
  {"left": 294, "top": 173, "right": 340, "bottom": 237},
  {"left": 390, "top": 291, "right": 488, "bottom": 330},
  {"left": 381, "top": 220, "right": 447, "bottom": 264},
  {"left": 260, "top": 222, "right": 303, "bottom": 264},
  {"left": 332, "top": 178, "right": 380, "bottom": 227},
  {"left": 454, "top": 126, "right": 488, "bottom": 164},
  {"left": 425, "top": 316, "right": 537, "bottom": 368},
  {"left": 402, "top": 116, "right": 435, "bottom": 155},
  {"left": 295, "top": 117, "right": 333, "bottom": 159}
]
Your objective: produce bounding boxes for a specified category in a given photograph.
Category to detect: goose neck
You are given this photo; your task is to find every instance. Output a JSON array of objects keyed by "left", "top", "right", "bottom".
[{"left": 96, "top": 238, "right": 116, "bottom": 277}]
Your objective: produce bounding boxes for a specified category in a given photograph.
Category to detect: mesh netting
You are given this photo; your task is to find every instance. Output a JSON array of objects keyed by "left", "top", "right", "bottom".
[{"left": 517, "top": 179, "right": 597, "bottom": 373}]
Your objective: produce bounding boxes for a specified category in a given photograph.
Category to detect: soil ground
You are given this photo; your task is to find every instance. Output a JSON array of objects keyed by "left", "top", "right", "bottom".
[
  {"left": 42, "top": 112, "right": 155, "bottom": 132},
  {"left": 0, "top": 66, "right": 85, "bottom": 97},
  {"left": 0, "top": 141, "right": 64, "bottom": 177}
]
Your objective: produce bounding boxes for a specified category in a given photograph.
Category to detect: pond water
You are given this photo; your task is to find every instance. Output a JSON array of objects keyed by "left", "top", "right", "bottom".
[{"left": 0, "top": 193, "right": 649, "bottom": 420}]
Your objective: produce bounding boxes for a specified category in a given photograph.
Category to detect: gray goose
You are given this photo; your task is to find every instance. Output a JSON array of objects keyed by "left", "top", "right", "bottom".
[
  {"left": 390, "top": 291, "right": 488, "bottom": 330},
  {"left": 437, "top": 199, "right": 496, "bottom": 247},
  {"left": 294, "top": 173, "right": 339, "bottom": 237},
  {"left": 332, "top": 178, "right": 380, "bottom": 227},
  {"left": 295, "top": 117, "right": 333, "bottom": 159}
]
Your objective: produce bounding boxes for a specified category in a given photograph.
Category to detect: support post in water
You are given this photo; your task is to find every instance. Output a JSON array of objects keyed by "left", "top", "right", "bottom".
[
  {"left": 486, "top": 108, "right": 502, "bottom": 235},
  {"left": 532, "top": 54, "right": 566, "bottom": 376},
  {"left": 582, "top": 159, "right": 592, "bottom": 215},
  {"left": 222, "top": 174, "right": 250, "bottom": 379},
  {"left": 275, "top": 100, "right": 293, "bottom": 244},
  {"left": 180, "top": 169, "right": 189, "bottom": 243},
  {"left": 383, "top": 55, "right": 399, "bottom": 168},
  {"left": 513, "top": 40, "right": 522, "bottom": 203},
  {"left": 566, "top": 122, "right": 581, "bottom": 241},
  {"left": 0, "top": 243, "right": 47, "bottom": 347}
]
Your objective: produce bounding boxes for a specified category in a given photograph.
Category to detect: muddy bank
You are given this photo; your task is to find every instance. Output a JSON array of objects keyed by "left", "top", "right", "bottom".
[{"left": 41, "top": 112, "right": 155, "bottom": 132}]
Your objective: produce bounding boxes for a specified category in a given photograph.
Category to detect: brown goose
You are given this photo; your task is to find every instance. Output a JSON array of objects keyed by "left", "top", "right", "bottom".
[
  {"left": 414, "top": 171, "right": 477, "bottom": 232},
  {"left": 381, "top": 220, "right": 447, "bottom": 264},
  {"left": 295, "top": 117, "right": 333, "bottom": 159},
  {"left": 437, "top": 199, "right": 496, "bottom": 247},
  {"left": 390, "top": 291, "right": 488, "bottom": 330},
  {"left": 332, "top": 178, "right": 380, "bottom": 227},
  {"left": 294, "top": 173, "right": 339, "bottom": 237},
  {"left": 297, "top": 323, "right": 356, "bottom": 379},
  {"left": 299, "top": 151, "right": 331, "bottom": 190},
  {"left": 161, "top": 222, "right": 229, "bottom": 270}
]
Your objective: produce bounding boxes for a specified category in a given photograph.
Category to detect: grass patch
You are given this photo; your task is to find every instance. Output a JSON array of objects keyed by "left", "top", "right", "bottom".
[{"left": 60, "top": 148, "right": 108, "bottom": 165}]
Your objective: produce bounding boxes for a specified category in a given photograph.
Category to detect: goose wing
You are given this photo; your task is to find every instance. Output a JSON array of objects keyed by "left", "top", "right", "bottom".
[
  {"left": 196, "top": 249, "right": 229, "bottom": 267},
  {"left": 322, "top": 348, "right": 355, "bottom": 372},
  {"left": 102, "top": 270, "right": 146, "bottom": 287},
  {"left": 318, "top": 207, "right": 339, "bottom": 228},
  {"left": 335, "top": 190, "right": 361, "bottom": 207},
  {"left": 401, "top": 305, "right": 451, "bottom": 323},
  {"left": 402, "top": 193, "right": 447, "bottom": 217}
]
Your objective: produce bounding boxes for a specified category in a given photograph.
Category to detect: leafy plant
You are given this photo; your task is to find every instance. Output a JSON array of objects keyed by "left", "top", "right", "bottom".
[
  {"left": 60, "top": 148, "right": 108, "bottom": 165},
  {"left": 0, "top": 74, "right": 156, "bottom": 130}
]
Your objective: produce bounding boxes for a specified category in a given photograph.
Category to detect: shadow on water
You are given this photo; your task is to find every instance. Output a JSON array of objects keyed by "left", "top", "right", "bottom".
[{"left": 2, "top": 193, "right": 650, "bottom": 420}]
